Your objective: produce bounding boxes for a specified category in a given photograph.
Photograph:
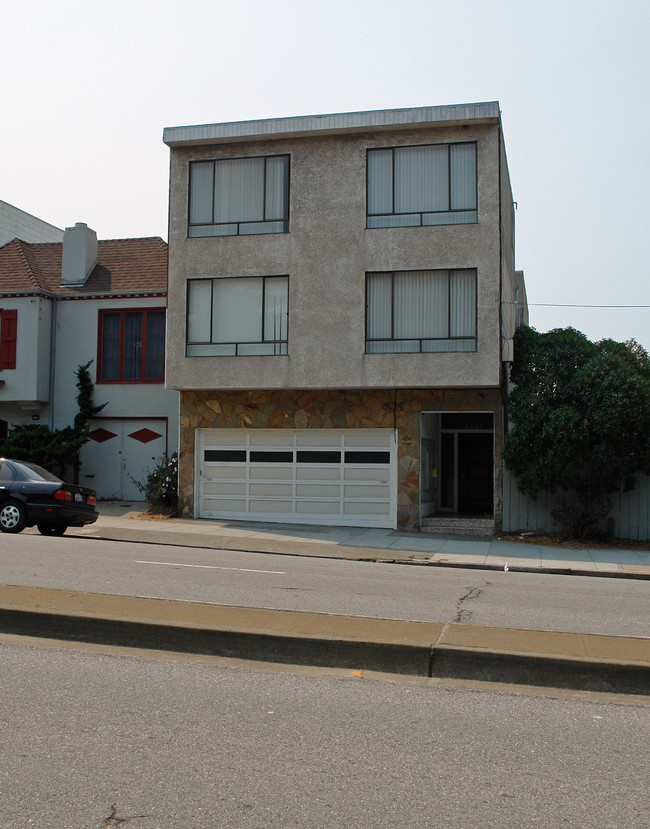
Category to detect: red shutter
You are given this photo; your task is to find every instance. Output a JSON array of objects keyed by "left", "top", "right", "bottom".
[{"left": 0, "top": 309, "right": 17, "bottom": 369}]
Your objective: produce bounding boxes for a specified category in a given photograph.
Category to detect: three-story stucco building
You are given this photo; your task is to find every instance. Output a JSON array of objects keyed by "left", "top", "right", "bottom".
[{"left": 163, "top": 102, "right": 527, "bottom": 532}]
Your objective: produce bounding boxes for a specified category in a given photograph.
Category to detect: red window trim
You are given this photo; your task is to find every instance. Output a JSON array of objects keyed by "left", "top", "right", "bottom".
[
  {"left": 0, "top": 309, "right": 17, "bottom": 370},
  {"left": 97, "top": 307, "right": 166, "bottom": 384}
]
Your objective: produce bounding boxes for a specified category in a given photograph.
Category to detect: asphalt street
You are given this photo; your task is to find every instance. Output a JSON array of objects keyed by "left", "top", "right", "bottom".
[
  {"left": 1, "top": 638, "right": 648, "bottom": 829},
  {"left": 2, "top": 532, "right": 649, "bottom": 637}
]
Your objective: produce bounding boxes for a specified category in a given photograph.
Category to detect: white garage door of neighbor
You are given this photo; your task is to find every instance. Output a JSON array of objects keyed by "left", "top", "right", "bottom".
[
  {"left": 196, "top": 429, "right": 396, "bottom": 528},
  {"left": 82, "top": 418, "right": 168, "bottom": 500}
]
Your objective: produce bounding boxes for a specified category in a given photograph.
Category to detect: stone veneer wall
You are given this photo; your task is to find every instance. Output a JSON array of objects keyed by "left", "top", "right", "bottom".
[{"left": 179, "top": 388, "right": 503, "bottom": 530}]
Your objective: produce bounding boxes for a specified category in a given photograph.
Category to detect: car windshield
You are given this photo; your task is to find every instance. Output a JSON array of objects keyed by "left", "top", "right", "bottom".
[{"left": 12, "top": 461, "right": 62, "bottom": 483}]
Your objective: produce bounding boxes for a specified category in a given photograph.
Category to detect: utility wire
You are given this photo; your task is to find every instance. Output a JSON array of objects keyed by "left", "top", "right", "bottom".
[{"left": 503, "top": 301, "right": 650, "bottom": 308}]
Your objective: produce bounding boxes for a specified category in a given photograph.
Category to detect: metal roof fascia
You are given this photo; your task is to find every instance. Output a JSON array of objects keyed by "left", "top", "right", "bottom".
[{"left": 163, "top": 102, "right": 501, "bottom": 147}]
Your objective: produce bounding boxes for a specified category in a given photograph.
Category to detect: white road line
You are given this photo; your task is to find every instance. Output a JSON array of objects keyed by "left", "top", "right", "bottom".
[{"left": 135, "top": 560, "right": 285, "bottom": 575}]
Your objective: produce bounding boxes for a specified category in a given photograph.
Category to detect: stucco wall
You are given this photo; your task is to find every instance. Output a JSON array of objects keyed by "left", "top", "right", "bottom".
[
  {"left": 0, "top": 200, "right": 63, "bottom": 246},
  {"left": 178, "top": 387, "right": 503, "bottom": 530},
  {"left": 0, "top": 296, "right": 51, "bottom": 407},
  {"left": 499, "top": 128, "right": 518, "bottom": 345},
  {"left": 167, "top": 123, "right": 504, "bottom": 393},
  {"left": 51, "top": 297, "right": 179, "bottom": 444}
]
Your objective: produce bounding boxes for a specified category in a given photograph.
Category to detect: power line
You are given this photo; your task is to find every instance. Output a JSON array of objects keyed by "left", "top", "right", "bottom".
[
  {"left": 530, "top": 303, "right": 650, "bottom": 308},
  {"left": 504, "top": 301, "right": 650, "bottom": 308}
]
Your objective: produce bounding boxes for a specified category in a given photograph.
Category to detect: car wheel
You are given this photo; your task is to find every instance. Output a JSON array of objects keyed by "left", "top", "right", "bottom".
[
  {"left": 0, "top": 500, "right": 28, "bottom": 534},
  {"left": 37, "top": 524, "right": 67, "bottom": 536}
]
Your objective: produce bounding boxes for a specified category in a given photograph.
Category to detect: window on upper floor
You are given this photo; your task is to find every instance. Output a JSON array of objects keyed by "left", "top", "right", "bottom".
[
  {"left": 0, "top": 309, "right": 17, "bottom": 370},
  {"left": 367, "top": 142, "right": 477, "bottom": 228},
  {"left": 186, "top": 275, "right": 288, "bottom": 356},
  {"left": 188, "top": 155, "right": 290, "bottom": 237},
  {"left": 366, "top": 269, "right": 477, "bottom": 353},
  {"left": 97, "top": 308, "right": 165, "bottom": 382}
]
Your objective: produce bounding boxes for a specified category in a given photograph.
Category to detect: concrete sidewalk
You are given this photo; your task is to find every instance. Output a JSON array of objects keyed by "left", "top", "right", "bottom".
[{"left": 64, "top": 501, "right": 650, "bottom": 579}]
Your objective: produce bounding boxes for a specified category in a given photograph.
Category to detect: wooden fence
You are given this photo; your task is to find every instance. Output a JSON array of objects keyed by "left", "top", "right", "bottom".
[{"left": 501, "top": 468, "right": 650, "bottom": 541}]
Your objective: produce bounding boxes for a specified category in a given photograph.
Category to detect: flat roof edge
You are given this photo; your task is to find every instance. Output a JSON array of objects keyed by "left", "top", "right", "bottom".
[{"left": 163, "top": 102, "right": 501, "bottom": 147}]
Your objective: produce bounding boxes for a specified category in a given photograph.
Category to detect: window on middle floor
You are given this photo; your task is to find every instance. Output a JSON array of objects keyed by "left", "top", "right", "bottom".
[
  {"left": 188, "top": 155, "right": 290, "bottom": 237},
  {"left": 366, "top": 269, "right": 477, "bottom": 353},
  {"left": 367, "top": 142, "right": 477, "bottom": 228},
  {"left": 98, "top": 308, "right": 166, "bottom": 382},
  {"left": 186, "top": 275, "right": 288, "bottom": 356}
]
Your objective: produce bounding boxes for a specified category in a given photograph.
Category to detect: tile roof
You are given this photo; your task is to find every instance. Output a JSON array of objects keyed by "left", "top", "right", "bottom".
[{"left": 0, "top": 236, "right": 168, "bottom": 296}]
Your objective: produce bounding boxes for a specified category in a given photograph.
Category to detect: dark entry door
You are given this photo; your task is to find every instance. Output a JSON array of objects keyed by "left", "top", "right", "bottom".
[{"left": 457, "top": 433, "right": 493, "bottom": 514}]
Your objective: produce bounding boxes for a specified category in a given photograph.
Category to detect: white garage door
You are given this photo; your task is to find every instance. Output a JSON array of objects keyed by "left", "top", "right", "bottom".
[
  {"left": 196, "top": 429, "right": 396, "bottom": 528},
  {"left": 82, "top": 418, "right": 168, "bottom": 500}
]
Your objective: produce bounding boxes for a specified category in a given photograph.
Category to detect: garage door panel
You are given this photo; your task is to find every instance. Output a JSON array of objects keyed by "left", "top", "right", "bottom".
[
  {"left": 204, "top": 498, "right": 246, "bottom": 511},
  {"left": 296, "top": 467, "right": 341, "bottom": 481},
  {"left": 250, "top": 483, "right": 293, "bottom": 496},
  {"left": 344, "top": 501, "right": 389, "bottom": 515},
  {"left": 204, "top": 466, "right": 246, "bottom": 479},
  {"left": 297, "top": 431, "right": 342, "bottom": 447},
  {"left": 344, "top": 468, "right": 389, "bottom": 482},
  {"left": 250, "top": 500, "right": 293, "bottom": 513},
  {"left": 250, "top": 466, "right": 293, "bottom": 479},
  {"left": 204, "top": 482, "right": 246, "bottom": 495},
  {"left": 250, "top": 431, "right": 293, "bottom": 447},
  {"left": 296, "top": 483, "right": 341, "bottom": 497},
  {"left": 296, "top": 501, "right": 341, "bottom": 515},
  {"left": 197, "top": 428, "right": 396, "bottom": 528},
  {"left": 344, "top": 484, "right": 391, "bottom": 498},
  {"left": 344, "top": 431, "right": 392, "bottom": 447},
  {"left": 204, "top": 432, "right": 244, "bottom": 447}
]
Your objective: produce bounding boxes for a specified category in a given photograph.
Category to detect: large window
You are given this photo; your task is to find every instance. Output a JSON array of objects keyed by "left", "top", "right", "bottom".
[
  {"left": 187, "top": 276, "right": 288, "bottom": 356},
  {"left": 366, "top": 269, "right": 477, "bottom": 353},
  {"left": 0, "top": 309, "right": 17, "bottom": 370},
  {"left": 367, "top": 142, "right": 477, "bottom": 228},
  {"left": 98, "top": 309, "right": 165, "bottom": 382},
  {"left": 188, "top": 155, "right": 289, "bottom": 237}
]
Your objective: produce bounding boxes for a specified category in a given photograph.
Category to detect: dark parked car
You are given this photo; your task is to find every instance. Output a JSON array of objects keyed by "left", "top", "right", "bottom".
[{"left": 0, "top": 458, "right": 98, "bottom": 535}]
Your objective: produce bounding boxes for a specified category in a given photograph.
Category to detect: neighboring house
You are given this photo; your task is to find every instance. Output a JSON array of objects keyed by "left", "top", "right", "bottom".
[
  {"left": 0, "top": 199, "right": 64, "bottom": 246},
  {"left": 163, "top": 102, "right": 526, "bottom": 532},
  {"left": 0, "top": 222, "right": 178, "bottom": 499}
]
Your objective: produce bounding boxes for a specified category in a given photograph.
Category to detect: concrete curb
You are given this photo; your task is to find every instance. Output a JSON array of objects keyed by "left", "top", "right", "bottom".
[
  {"left": 71, "top": 524, "right": 650, "bottom": 580},
  {"left": 1, "top": 584, "right": 648, "bottom": 695}
]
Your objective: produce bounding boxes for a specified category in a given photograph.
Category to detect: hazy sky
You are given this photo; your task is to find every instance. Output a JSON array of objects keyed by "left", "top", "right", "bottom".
[{"left": 3, "top": 0, "right": 649, "bottom": 346}]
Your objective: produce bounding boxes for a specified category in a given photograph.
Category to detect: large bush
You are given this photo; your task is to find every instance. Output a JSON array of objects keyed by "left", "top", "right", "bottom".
[{"left": 502, "top": 326, "right": 650, "bottom": 538}]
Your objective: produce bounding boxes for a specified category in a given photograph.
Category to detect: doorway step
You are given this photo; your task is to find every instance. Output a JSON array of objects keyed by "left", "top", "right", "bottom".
[{"left": 420, "top": 515, "right": 495, "bottom": 537}]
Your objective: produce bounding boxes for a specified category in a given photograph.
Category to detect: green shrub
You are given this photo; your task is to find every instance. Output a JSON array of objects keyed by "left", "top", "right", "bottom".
[{"left": 130, "top": 452, "right": 178, "bottom": 513}]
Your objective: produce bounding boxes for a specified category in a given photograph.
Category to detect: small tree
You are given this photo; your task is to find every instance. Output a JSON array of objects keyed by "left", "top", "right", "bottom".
[
  {"left": 74, "top": 359, "right": 107, "bottom": 438},
  {"left": 502, "top": 326, "right": 650, "bottom": 538}
]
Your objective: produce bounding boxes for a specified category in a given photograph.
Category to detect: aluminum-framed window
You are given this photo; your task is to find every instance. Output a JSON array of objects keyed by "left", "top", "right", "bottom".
[
  {"left": 186, "top": 275, "right": 288, "bottom": 356},
  {"left": 366, "top": 269, "right": 477, "bottom": 353},
  {"left": 97, "top": 308, "right": 166, "bottom": 382},
  {"left": 367, "top": 142, "right": 477, "bottom": 228},
  {"left": 188, "top": 155, "right": 290, "bottom": 237}
]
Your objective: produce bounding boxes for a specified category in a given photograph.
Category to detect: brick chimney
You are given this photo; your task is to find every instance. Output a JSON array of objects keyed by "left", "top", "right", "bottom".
[{"left": 61, "top": 222, "right": 98, "bottom": 285}]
